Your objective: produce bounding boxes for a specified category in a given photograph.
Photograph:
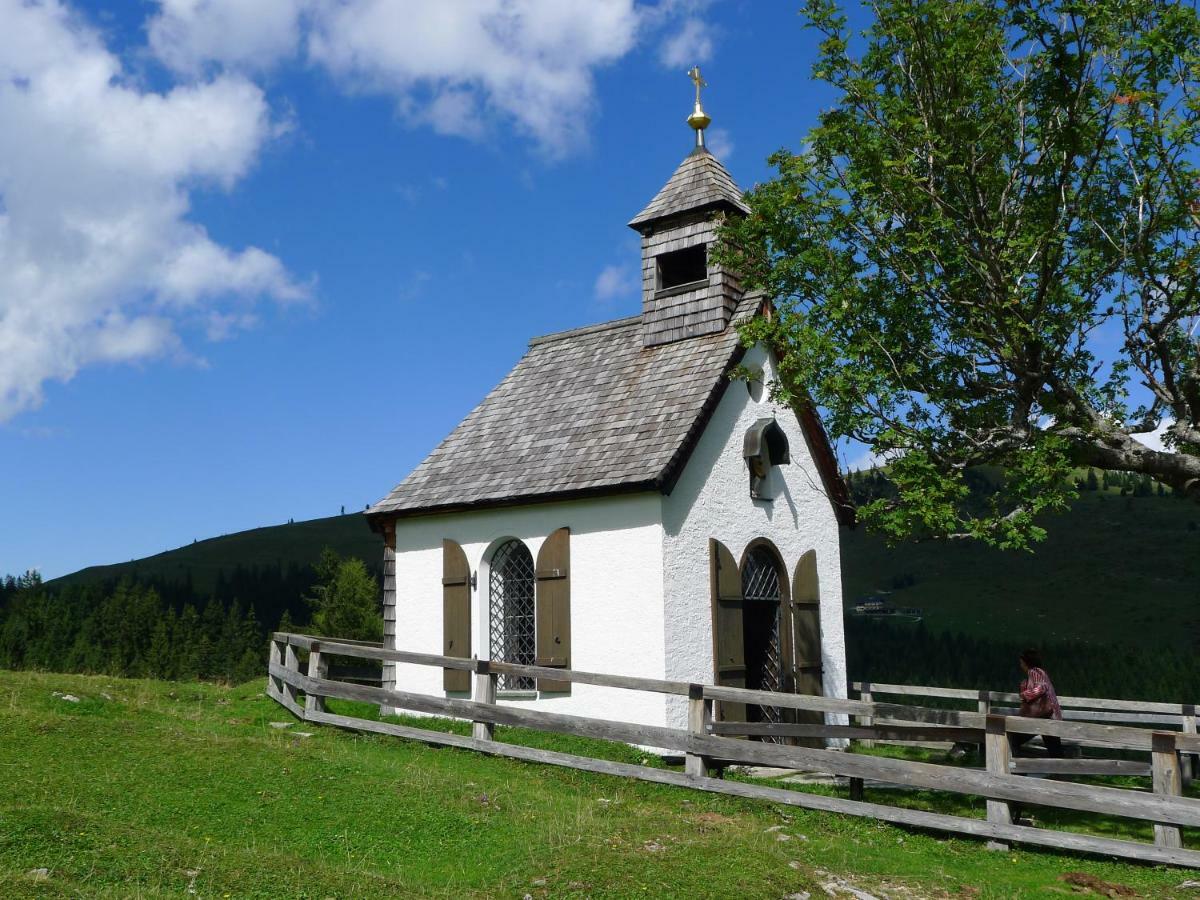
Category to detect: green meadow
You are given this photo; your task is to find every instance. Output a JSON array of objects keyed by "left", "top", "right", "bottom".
[{"left": 2, "top": 669, "right": 1197, "bottom": 898}]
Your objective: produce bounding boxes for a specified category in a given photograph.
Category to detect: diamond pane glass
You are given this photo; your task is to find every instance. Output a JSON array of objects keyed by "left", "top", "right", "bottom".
[{"left": 489, "top": 539, "right": 536, "bottom": 691}]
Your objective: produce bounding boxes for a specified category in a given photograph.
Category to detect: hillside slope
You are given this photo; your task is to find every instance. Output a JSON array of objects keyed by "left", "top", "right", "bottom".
[
  {"left": 843, "top": 492, "right": 1200, "bottom": 652},
  {"left": 53, "top": 513, "right": 381, "bottom": 597},
  {"left": 48, "top": 493, "right": 1200, "bottom": 653}
]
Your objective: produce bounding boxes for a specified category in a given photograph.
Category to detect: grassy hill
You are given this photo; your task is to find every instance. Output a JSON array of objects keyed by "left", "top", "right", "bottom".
[
  {"left": 843, "top": 491, "right": 1200, "bottom": 653},
  {"left": 1, "top": 668, "right": 1192, "bottom": 898},
  {"left": 52, "top": 513, "right": 382, "bottom": 597},
  {"left": 49, "top": 492, "right": 1200, "bottom": 654}
]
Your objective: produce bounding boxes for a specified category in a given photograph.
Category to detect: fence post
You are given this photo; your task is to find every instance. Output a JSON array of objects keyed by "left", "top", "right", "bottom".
[
  {"left": 305, "top": 642, "right": 326, "bottom": 717},
  {"left": 685, "top": 684, "right": 710, "bottom": 779},
  {"left": 859, "top": 682, "right": 875, "bottom": 749},
  {"left": 283, "top": 640, "right": 301, "bottom": 710},
  {"left": 984, "top": 714, "right": 1011, "bottom": 851},
  {"left": 1152, "top": 731, "right": 1183, "bottom": 850},
  {"left": 472, "top": 660, "right": 497, "bottom": 742},
  {"left": 1182, "top": 704, "right": 1196, "bottom": 788},
  {"left": 977, "top": 689, "right": 991, "bottom": 715},
  {"left": 268, "top": 636, "right": 285, "bottom": 697}
]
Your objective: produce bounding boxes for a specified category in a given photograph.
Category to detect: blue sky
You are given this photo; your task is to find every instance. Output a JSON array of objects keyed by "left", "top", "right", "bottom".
[{"left": 0, "top": 1, "right": 866, "bottom": 579}]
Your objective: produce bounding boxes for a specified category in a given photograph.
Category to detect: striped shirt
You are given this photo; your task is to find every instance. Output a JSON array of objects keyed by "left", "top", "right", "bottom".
[{"left": 1020, "top": 667, "right": 1062, "bottom": 720}]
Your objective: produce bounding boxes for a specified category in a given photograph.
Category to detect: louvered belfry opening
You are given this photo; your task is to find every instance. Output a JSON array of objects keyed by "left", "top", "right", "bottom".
[
  {"left": 741, "top": 546, "right": 785, "bottom": 738},
  {"left": 489, "top": 539, "right": 537, "bottom": 691}
]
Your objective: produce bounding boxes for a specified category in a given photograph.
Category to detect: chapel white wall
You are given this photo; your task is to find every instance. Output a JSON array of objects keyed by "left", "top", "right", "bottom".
[
  {"left": 660, "top": 343, "right": 847, "bottom": 729},
  {"left": 385, "top": 493, "right": 668, "bottom": 729}
]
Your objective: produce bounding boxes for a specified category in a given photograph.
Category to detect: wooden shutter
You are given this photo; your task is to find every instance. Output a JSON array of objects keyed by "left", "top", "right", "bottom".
[
  {"left": 790, "top": 551, "right": 823, "bottom": 696},
  {"left": 442, "top": 539, "right": 471, "bottom": 692},
  {"left": 710, "top": 539, "right": 746, "bottom": 722},
  {"left": 789, "top": 550, "right": 823, "bottom": 745},
  {"left": 534, "top": 527, "right": 571, "bottom": 693}
]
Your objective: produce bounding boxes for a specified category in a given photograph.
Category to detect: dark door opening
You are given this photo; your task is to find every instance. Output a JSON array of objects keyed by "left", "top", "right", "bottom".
[{"left": 741, "top": 546, "right": 784, "bottom": 735}]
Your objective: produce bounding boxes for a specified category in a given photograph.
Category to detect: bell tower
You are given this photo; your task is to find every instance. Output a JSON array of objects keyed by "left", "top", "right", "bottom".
[{"left": 628, "top": 67, "right": 749, "bottom": 348}]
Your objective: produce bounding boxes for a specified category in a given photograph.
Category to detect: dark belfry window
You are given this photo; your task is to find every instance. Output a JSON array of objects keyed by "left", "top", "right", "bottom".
[
  {"left": 489, "top": 539, "right": 536, "bottom": 690},
  {"left": 657, "top": 244, "right": 707, "bottom": 290}
]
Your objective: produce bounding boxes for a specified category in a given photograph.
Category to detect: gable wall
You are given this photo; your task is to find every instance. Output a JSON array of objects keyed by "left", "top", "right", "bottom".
[
  {"left": 660, "top": 343, "right": 847, "bottom": 729},
  {"left": 385, "top": 493, "right": 669, "bottom": 728}
]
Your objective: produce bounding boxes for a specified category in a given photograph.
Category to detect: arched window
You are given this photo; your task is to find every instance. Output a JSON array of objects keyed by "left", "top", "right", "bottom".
[{"left": 489, "top": 539, "right": 536, "bottom": 690}]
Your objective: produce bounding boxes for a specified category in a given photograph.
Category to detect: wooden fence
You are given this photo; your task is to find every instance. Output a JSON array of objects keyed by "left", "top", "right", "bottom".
[{"left": 266, "top": 633, "right": 1200, "bottom": 869}]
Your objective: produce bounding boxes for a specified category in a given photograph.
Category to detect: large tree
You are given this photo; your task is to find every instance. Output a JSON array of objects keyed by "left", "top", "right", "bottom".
[{"left": 720, "top": 0, "right": 1200, "bottom": 547}]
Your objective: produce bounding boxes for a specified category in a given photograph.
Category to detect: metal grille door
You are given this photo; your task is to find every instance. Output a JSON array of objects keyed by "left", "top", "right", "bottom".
[
  {"left": 489, "top": 539, "right": 536, "bottom": 690},
  {"left": 742, "top": 547, "right": 784, "bottom": 735}
]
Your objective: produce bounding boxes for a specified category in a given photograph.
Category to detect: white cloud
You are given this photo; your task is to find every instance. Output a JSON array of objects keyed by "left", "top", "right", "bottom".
[
  {"left": 659, "top": 16, "right": 714, "bottom": 69},
  {"left": 0, "top": 0, "right": 305, "bottom": 421},
  {"left": 148, "top": 0, "right": 306, "bottom": 75},
  {"left": 594, "top": 263, "right": 640, "bottom": 303},
  {"left": 1134, "top": 418, "right": 1177, "bottom": 453},
  {"left": 305, "top": 0, "right": 641, "bottom": 156},
  {"left": 147, "top": 1, "right": 714, "bottom": 158}
]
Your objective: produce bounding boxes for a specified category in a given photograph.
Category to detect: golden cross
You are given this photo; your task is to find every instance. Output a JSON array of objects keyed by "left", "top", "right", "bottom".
[
  {"left": 688, "top": 66, "right": 706, "bottom": 105},
  {"left": 686, "top": 65, "right": 711, "bottom": 147}
]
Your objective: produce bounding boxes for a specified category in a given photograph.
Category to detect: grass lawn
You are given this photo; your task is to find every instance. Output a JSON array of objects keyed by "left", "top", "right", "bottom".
[{"left": 2, "top": 671, "right": 1199, "bottom": 897}]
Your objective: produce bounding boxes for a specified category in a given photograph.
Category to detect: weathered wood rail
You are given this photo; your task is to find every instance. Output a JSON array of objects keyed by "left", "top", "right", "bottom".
[
  {"left": 851, "top": 680, "right": 1199, "bottom": 780},
  {"left": 267, "top": 633, "right": 1199, "bottom": 868}
]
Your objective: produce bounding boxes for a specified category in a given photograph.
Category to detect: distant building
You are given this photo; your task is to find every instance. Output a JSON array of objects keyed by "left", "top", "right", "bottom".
[{"left": 366, "top": 74, "right": 853, "bottom": 733}]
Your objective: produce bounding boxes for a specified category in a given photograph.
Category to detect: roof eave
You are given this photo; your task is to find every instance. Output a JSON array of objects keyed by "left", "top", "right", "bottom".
[
  {"left": 366, "top": 479, "right": 662, "bottom": 524},
  {"left": 627, "top": 197, "right": 749, "bottom": 234}
]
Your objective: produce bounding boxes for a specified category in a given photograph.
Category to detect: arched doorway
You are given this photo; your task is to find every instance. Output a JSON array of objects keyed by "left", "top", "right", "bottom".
[{"left": 741, "top": 542, "right": 789, "bottom": 733}]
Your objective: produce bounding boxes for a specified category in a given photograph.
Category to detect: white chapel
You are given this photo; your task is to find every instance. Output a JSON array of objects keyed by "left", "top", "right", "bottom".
[{"left": 366, "top": 72, "right": 853, "bottom": 732}]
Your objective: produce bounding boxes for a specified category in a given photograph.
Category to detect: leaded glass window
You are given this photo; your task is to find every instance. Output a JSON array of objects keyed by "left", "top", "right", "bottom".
[{"left": 489, "top": 539, "right": 536, "bottom": 691}]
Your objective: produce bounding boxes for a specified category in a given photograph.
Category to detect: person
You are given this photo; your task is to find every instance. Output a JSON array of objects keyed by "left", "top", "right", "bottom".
[{"left": 1010, "top": 649, "right": 1063, "bottom": 758}]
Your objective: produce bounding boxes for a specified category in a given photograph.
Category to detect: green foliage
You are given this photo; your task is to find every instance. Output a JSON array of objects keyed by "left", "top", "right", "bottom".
[
  {"left": 718, "top": 0, "right": 1200, "bottom": 548},
  {"left": 305, "top": 548, "right": 383, "bottom": 642},
  {"left": 0, "top": 578, "right": 266, "bottom": 683},
  {"left": 0, "top": 528, "right": 381, "bottom": 681}
]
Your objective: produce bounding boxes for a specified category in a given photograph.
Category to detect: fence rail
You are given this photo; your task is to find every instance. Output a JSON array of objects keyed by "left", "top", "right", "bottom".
[{"left": 267, "top": 633, "right": 1200, "bottom": 869}]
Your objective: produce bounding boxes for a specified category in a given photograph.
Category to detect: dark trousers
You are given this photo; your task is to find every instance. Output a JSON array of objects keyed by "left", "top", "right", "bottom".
[
  {"left": 1008, "top": 727, "right": 1063, "bottom": 823},
  {"left": 1009, "top": 731, "right": 1064, "bottom": 758}
]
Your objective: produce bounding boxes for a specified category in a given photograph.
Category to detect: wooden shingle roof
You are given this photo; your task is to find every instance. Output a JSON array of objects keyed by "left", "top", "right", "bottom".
[
  {"left": 368, "top": 297, "right": 762, "bottom": 518},
  {"left": 628, "top": 146, "right": 750, "bottom": 231}
]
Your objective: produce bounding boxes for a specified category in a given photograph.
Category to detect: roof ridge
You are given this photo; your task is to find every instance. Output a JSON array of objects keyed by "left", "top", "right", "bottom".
[{"left": 528, "top": 314, "right": 640, "bottom": 347}]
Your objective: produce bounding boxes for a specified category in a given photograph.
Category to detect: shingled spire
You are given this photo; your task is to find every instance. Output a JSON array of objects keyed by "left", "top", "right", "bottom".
[{"left": 628, "top": 67, "right": 750, "bottom": 348}]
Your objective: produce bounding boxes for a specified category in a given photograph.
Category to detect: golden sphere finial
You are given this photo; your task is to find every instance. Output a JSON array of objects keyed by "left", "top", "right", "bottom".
[{"left": 687, "top": 65, "right": 711, "bottom": 148}]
